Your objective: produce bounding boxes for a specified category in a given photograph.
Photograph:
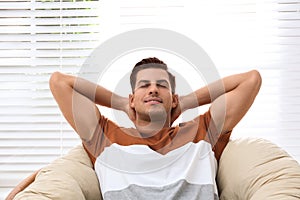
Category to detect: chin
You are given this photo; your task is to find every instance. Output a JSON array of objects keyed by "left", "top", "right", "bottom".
[{"left": 148, "top": 109, "right": 167, "bottom": 121}]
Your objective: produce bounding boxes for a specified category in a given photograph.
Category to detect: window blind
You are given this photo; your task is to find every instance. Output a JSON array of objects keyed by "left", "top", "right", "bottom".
[
  {"left": 1, "top": 0, "right": 300, "bottom": 198},
  {"left": 0, "top": 0, "right": 101, "bottom": 198},
  {"left": 181, "top": 0, "right": 300, "bottom": 163}
]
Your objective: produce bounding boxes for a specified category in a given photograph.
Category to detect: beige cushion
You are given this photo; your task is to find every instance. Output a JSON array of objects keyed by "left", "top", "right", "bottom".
[
  {"left": 14, "top": 145, "right": 102, "bottom": 200},
  {"left": 217, "top": 138, "right": 300, "bottom": 200}
]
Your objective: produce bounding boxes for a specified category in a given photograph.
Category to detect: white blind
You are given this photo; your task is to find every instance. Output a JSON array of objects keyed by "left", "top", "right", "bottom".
[
  {"left": 184, "top": 0, "right": 300, "bottom": 163},
  {"left": 1, "top": 0, "right": 300, "bottom": 198},
  {"left": 0, "top": 0, "right": 101, "bottom": 198}
]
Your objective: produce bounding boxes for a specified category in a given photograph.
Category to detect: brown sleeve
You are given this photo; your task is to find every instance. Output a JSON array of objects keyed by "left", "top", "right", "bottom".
[
  {"left": 212, "top": 131, "right": 231, "bottom": 162},
  {"left": 202, "top": 110, "right": 232, "bottom": 162},
  {"left": 82, "top": 114, "right": 117, "bottom": 165}
]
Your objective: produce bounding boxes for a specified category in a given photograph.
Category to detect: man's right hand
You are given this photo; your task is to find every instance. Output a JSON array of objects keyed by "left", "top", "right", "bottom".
[{"left": 125, "top": 102, "right": 136, "bottom": 123}]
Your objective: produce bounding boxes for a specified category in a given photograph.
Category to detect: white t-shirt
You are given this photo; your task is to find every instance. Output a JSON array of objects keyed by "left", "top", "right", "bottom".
[{"left": 83, "top": 111, "right": 231, "bottom": 200}]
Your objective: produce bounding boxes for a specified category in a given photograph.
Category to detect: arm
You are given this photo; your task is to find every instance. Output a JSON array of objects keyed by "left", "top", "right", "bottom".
[
  {"left": 176, "top": 70, "right": 262, "bottom": 133},
  {"left": 49, "top": 72, "right": 129, "bottom": 141}
]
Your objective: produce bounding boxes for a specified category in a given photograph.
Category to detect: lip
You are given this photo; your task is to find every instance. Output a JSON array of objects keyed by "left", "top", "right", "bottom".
[{"left": 144, "top": 97, "right": 163, "bottom": 104}]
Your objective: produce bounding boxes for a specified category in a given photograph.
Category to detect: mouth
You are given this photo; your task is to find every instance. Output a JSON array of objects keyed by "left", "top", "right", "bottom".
[{"left": 144, "top": 97, "right": 163, "bottom": 105}]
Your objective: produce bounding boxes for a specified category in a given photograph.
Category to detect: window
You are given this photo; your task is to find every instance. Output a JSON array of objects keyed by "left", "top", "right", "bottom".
[
  {"left": 1, "top": 0, "right": 300, "bottom": 198},
  {"left": 0, "top": 0, "right": 101, "bottom": 197}
]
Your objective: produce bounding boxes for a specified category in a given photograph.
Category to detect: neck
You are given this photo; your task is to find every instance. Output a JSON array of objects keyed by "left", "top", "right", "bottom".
[{"left": 134, "top": 117, "right": 171, "bottom": 138}]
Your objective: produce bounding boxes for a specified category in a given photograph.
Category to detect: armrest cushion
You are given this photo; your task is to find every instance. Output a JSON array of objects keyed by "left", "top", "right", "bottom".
[
  {"left": 217, "top": 138, "right": 300, "bottom": 200},
  {"left": 14, "top": 145, "right": 102, "bottom": 200}
]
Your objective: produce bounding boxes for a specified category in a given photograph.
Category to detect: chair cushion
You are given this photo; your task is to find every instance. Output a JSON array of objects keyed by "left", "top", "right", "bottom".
[
  {"left": 14, "top": 145, "right": 102, "bottom": 200},
  {"left": 217, "top": 138, "right": 300, "bottom": 200}
]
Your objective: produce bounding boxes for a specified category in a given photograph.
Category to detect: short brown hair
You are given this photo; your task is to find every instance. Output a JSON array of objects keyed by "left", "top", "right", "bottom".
[{"left": 130, "top": 57, "right": 176, "bottom": 93}]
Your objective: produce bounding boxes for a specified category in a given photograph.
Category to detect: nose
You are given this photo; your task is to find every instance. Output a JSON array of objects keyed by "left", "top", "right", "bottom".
[{"left": 148, "top": 83, "right": 158, "bottom": 95}]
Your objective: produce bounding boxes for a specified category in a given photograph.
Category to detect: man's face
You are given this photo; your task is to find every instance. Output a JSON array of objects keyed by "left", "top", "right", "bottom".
[{"left": 130, "top": 68, "right": 177, "bottom": 122}]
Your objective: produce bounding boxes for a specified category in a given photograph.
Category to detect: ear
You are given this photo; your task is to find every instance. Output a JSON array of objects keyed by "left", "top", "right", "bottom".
[
  {"left": 172, "top": 94, "right": 179, "bottom": 108},
  {"left": 129, "top": 94, "right": 135, "bottom": 108}
]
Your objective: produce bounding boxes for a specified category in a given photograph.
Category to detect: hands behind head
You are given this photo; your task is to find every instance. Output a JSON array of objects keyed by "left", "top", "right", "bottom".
[
  {"left": 171, "top": 96, "right": 183, "bottom": 125},
  {"left": 125, "top": 103, "right": 136, "bottom": 123},
  {"left": 170, "top": 105, "right": 181, "bottom": 126}
]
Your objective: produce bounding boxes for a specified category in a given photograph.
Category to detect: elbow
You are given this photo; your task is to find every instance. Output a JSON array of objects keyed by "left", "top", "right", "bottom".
[
  {"left": 49, "top": 71, "right": 63, "bottom": 91},
  {"left": 248, "top": 70, "right": 262, "bottom": 92},
  {"left": 49, "top": 71, "right": 71, "bottom": 94}
]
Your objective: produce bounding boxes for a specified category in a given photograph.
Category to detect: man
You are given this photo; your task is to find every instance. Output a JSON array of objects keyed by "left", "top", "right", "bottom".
[{"left": 50, "top": 57, "right": 261, "bottom": 199}]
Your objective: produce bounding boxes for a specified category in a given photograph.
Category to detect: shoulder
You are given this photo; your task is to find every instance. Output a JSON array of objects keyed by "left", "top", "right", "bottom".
[
  {"left": 177, "top": 110, "right": 232, "bottom": 161},
  {"left": 169, "top": 111, "right": 213, "bottom": 144}
]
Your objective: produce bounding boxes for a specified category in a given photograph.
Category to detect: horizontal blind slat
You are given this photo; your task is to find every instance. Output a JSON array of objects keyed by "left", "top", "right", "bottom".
[
  {"left": 0, "top": 25, "right": 100, "bottom": 34},
  {"left": 0, "top": 41, "right": 100, "bottom": 49},
  {"left": 1, "top": 0, "right": 300, "bottom": 198},
  {"left": 0, "top": 33, "right": 101, "bottom": 41}
]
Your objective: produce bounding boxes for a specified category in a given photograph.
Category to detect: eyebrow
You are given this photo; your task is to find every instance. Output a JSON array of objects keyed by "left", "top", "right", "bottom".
[
  {"left": 156, "top": 79, "right": 169, "bottom": 85},
  {"left": 137, "top": 80, "right": 150, "bottom": 84}
]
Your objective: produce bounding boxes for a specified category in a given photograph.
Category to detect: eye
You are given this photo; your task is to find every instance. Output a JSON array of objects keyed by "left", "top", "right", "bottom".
[
  {"left": 139, "top": 83, "right": 150, "bottom": 88},
  {"left": 156, "top": 81, "right": 169, "bottom": 88},
  {"left": 157, "top": 83, "right": 167, "bottom": 88}
]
